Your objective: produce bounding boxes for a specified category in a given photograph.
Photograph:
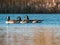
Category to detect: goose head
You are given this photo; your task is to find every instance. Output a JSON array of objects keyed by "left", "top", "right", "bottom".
[
  {"left": 6, "top": 16, "right": 10, "bottom": 21},
  {"left": 24, "top": 15, "right": 29, "bottom": 20},
  {"left": 17, "top": 16, "right": 21, "bottom": 21}
]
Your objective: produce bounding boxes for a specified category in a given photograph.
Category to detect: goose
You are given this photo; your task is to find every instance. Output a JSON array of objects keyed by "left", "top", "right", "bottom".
[
  {"left": 6, "top": 16, "right": 18, "bottom": 24},
  {"left": 32, "top": 20, "right": 38, "bottom": 23},
  {"left": 32, "top": 20, "right": 43, "bottom": 23},
  {"left": 20, "top": 16, "right": 29, "bottom": 24}
]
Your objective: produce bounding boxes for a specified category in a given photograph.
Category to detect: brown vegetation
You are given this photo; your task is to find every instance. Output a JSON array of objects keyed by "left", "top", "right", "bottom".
[{"left": 0, "top": 0, "right": 60, "bottom": 13}]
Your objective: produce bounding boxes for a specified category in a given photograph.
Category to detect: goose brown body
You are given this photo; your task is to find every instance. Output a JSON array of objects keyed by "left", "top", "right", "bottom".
[
  {"left": 20, "top": 20, "right": 29, "bottom": 24},
  {"left": 6, "top": 16, "right": 20, "bottom": 24},
  {"left": 6, "top": 20, "right": 18, "bottom": 24}
]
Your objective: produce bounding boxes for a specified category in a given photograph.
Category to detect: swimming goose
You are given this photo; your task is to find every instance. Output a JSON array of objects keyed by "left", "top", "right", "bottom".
[
  {"left": 6, "top": 16, "right": 18, "bottom": 24},
  {"left": 32, "top": 20, "right": 43, "bottom": 23},
  {"left": 20, "top": 16, "right": 29, "bottom": 24}
]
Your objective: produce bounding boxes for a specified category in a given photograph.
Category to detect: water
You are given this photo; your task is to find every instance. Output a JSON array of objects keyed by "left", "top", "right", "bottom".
[
  {"left": 0, "top": 14, "right": 60, "bottom": 26},
  {"left": 0, "top": 14, "right": 60, "bottom": 45}
]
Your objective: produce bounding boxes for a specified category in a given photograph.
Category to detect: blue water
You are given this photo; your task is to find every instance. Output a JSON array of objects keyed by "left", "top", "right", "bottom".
[
  {"left": 0, "top": 14, "right": 60, "bottom": 45},
  {"left": 0, "top": 14, "right": 60, "bottom": 27}
]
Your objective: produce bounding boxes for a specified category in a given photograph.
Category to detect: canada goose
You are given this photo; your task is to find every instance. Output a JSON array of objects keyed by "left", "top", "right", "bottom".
[
  {"left": 6, "top": 16, "right": 17, "bottom": 24},
  {"left": 32, "top": 20, "right": 43, "bottom": 23},
  {"left": 20, "top": 15, "right": 29, "bottom": 24}
]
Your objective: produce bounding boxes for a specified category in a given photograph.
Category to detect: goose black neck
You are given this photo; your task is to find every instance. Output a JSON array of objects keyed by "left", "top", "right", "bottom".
[
  {"left": 17, "top": 16, "right": 21, "bottom": 21},
  {"left": 25, "top": 16, "right": 29, "bottom": 20},
  {"left": 7, "top": 16, "right": 10, "bottom": 21},
  {"left": 27, "top": 16, "right": 29, "bottom": 20}
]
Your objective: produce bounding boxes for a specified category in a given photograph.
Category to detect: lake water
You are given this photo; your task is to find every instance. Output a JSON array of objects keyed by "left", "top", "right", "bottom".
[
  {"left": 0, "top": 14, "right": 60, "bottom": 26},
  {"left": 0, "top": 14, "right": 60, "bottom": 45}
]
